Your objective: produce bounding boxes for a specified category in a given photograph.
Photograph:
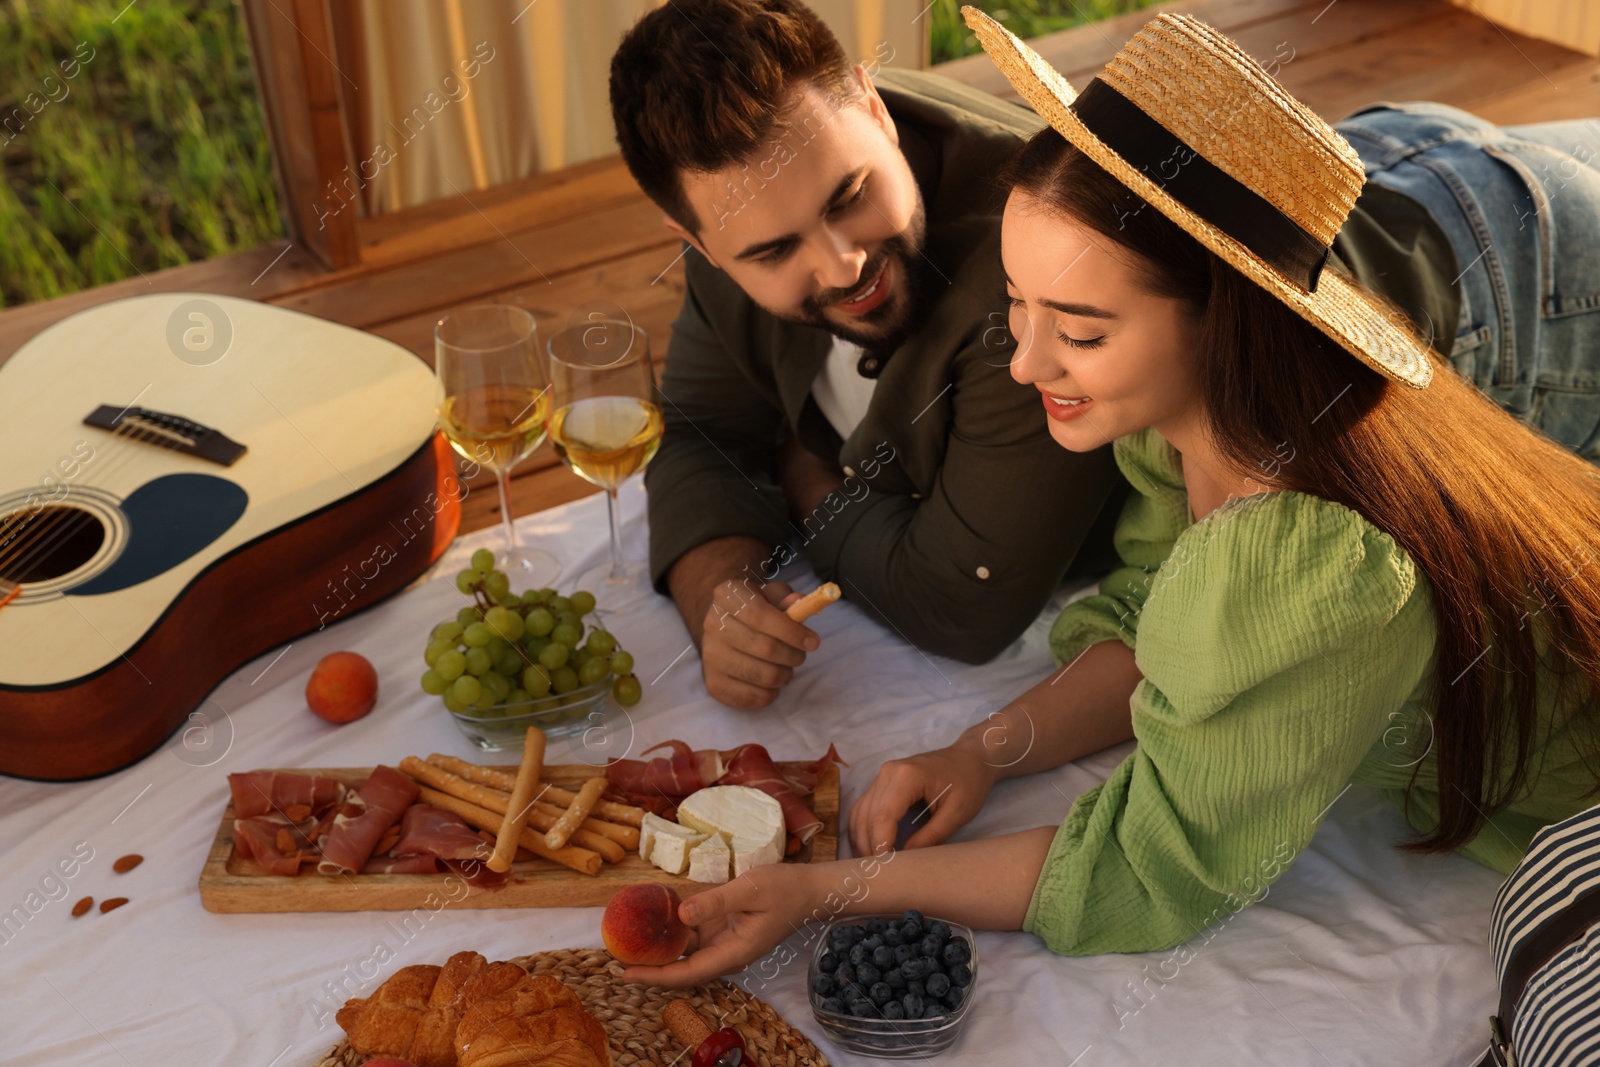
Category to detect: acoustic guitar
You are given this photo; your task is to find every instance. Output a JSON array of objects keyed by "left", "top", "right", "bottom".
[{"left": 0, "top": 294, "right": 461, "bottom": 780}]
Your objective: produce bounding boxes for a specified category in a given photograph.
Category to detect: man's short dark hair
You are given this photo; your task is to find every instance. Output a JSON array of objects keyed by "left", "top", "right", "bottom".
[{"left": 609, "top": 0, "right": 857, "bottom": 232}]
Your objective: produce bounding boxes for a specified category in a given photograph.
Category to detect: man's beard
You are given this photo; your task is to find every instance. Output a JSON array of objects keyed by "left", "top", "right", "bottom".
[{"left": 766, "top": 207, "right": 936, "bottom": 355}]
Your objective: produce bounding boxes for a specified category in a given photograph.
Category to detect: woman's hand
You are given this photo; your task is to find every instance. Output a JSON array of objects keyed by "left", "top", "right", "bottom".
[
  {"left": 848, "top": 742, "right": 998, "bottom": 857},
  {"left": 620, "top": 860, "right": 820, "bottom": 989}
]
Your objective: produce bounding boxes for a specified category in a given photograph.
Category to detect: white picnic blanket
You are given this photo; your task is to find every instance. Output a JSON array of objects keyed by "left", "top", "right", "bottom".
[{"left": 0, "top": 479, "right": 1500, "bottom": 1066}]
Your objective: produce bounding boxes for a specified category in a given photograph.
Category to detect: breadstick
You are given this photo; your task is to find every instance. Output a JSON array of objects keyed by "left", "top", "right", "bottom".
[
  {"left": 786, "top": 581, "right": 840, "bottom": 622},
  {"left": 427, "top": 754, "right": 646, "bottom": 827},
  {"left": 546, "top": 778, "right": 608, "bottom": 850},
  {"left": 400, "top": 758, "right": 625, "bottom": 862},
  {"left": 530, "top": 799, "right": 638, "bottom": 848},
  {"left": 415, "top": 786, "right": 601, "bottom": 876},
  {"left": 489, "top": 727, "right": 546, "bottom": 873},
  {"left": 664, "top": 999, "right": 713, "bottom": 1049}
]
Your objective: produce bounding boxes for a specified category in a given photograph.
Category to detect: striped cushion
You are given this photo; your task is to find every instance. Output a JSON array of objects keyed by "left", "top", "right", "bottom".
[{"left": 1489, "top": 802, "right": 1600, "bottom": 1066}]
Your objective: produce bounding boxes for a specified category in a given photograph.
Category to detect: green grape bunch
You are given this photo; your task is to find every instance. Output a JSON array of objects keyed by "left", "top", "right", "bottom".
[{"left": 419, "top": 548, "right": 644, "bottom": 717}]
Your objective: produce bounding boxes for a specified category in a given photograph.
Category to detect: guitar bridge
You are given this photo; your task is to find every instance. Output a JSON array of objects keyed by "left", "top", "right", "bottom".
[{"left": 84, "top": 405, "right": 247, "bottom": 466}]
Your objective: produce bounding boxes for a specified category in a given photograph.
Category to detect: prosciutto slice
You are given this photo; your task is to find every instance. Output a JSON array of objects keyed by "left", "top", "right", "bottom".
[
  {"left": 316, "top": 765, "right": 419, "bottom": 876},
  {"left": 720, "top": 743, "right": 847, "bottom": 844},
  {"left": 392, "top": 805, "right": 491, "bottom": 862},
  {"left": 360, "top": 854, "right": 442, "bottom": 875},
  {"left": 232, "top": 813, "right": 317, "bottom": 876},
  {"left": 227, "top": 771, "right": 346, "bottom": 819},
  {"left": 603, "top": 741, "right": 725, "bottom": 796}
]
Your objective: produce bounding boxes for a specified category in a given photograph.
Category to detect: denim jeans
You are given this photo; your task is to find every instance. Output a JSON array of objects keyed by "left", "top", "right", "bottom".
[{"left": 1335, "top": 102, "right": 1600, "bottom": 458}]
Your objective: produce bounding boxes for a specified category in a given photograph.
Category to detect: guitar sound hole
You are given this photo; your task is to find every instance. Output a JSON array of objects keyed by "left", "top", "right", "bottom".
[{"left": 0, "top": 505, "right": 107, "bottom": 583}]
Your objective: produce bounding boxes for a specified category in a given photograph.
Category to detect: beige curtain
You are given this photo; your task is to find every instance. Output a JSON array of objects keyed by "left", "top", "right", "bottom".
[
  {"left": 1450, "top": 0, "right": 1600, "bottom": 56},
  {"left": 331, "top": 0, "right": 930, "bottom": 216}
]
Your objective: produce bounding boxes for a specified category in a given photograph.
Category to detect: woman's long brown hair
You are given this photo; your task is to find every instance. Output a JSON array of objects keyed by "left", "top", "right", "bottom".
[{"left": 1003, "top": 129, "right": 1600, "bottom": 852}]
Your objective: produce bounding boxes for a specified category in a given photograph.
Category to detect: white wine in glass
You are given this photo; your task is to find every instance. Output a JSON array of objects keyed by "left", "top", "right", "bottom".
[
  {"left": 546, "top": 397, "right": 662, "bottom": 490},
  {"left": 546, "top": 319, "right": 659, "bottom": 595},
  {"left": 435, "top": 305, "right": 560, "bottom": 585}
]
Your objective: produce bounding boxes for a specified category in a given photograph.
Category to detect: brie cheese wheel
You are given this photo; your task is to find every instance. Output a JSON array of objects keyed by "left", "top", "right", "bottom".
[
  {"left": 733, "top": 830, "right": 784, "bottom": 877},
  {"left": 642, "top": 815, "right": 705, "bottom": 875},
  {"left": 687, "top": 836, "right": 731, "bottom": 884},
  {"left": 677, "top": 786, "right": 785, "bottom": 878}
]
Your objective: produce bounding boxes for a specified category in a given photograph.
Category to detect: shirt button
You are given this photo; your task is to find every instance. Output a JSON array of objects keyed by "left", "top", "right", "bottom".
[
  {"left": 843, "top": 466, "right": 856, "bottom": 478},
  {"left": 975, "top": 566, "right": 991, "bottom": 580},
  {"left": 910, "top": 492, "right": 923, "bottom": 500},
  {"left": 861, "top": 357, "right": 880, "bottom": 374}
]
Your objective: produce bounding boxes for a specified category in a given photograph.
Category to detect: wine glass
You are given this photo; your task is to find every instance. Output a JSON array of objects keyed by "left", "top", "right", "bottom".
[
  {"left": 545, "top": 319, "right": 660, "bottom": 604},
  {"left": 434, "top": 305, "right": 560, "bottom": 586}
]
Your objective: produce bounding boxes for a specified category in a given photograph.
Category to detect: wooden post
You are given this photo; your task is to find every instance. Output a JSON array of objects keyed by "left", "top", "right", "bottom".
[{"left": 239, "top": 0, "right": 362, "bottom": 270}]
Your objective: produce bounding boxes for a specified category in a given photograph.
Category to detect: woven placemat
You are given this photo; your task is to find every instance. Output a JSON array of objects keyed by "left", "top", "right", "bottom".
[{"left": 313, "top": 946, "right": 830, "bottom": 1067}]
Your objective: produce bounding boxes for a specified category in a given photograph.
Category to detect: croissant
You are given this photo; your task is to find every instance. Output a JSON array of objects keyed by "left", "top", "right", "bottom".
[
  {"left": 456, "top": 974, "right": 610, "bottom": 1067},
  {"left": 336, "top": 953, "right": 609, "bottom": 1067}
]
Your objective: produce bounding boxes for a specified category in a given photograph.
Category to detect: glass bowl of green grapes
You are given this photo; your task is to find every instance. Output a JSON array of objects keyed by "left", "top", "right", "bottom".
[{"left": 420, "top": 549, "right": 644, "bottom": 748}]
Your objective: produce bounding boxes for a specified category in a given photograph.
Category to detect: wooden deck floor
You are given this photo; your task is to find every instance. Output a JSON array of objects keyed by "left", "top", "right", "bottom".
[{"left": 2, "top": 0, "right": 1594, "bottom": 538}]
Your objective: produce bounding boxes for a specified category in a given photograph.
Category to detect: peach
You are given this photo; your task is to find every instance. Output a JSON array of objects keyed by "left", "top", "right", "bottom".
[
  {"left": 305, "top": 651, "right": 378, "bottom": 724},
  {"left": 602, "top": 883, "right": 691, "bottom": 966}
]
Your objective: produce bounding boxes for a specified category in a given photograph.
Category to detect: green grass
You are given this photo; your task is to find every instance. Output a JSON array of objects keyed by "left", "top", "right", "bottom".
[
  {"left": 0, "top": 0, "right": 283, "bottom": 309},
  {"left": 929, "top": 0, "right": 1170, "bottom": 64}
]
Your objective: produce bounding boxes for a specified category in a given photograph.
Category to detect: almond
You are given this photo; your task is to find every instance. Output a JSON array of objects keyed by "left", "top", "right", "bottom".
[
  {"left": 99, "top": 897, "right": 128, "bottom": 913},
  {"left": 375, "top": 825, "right": 401, "bottom": 856},
  {"left": 283, "top": 804, "right": 312, "bottom": 822},
  {"left": 113, "top": 853, "right": 143, "bottom": 874},
  {"left": 276, "top": 827, "right": 295, "bottom": 853},
  {"left": 71, "top": 897, "right": 93, "bottom": 917}
]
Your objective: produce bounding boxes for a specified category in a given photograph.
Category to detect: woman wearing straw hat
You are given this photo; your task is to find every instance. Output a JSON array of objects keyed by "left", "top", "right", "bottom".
[{"left": 622, "top": 7, "right": 1600, "bottom": 1000}]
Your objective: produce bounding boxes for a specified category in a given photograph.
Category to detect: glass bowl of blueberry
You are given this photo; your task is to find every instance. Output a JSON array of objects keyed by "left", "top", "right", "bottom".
[{"left": 807, "top": 910, "right": 977, "bottom": 1057}]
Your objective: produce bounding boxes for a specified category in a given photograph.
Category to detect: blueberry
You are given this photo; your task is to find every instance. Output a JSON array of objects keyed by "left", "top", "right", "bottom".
[
  {"left": 838, "top": 981, "right": 866, "bottom": 1003},
  {"left": 950, "top": 963, "right": 973, "bottom": 988},
  {"left": 925, "top": 972, "right": 951, "bottom": 998},
  {"left": 871, "top": 945, "right": 894, "bottom": 969},
  {"left": 941, "top": 939, "right": 971, "bottom": 966},
  {"left": 856, "top": 962, "right": 881, "bottom": 985},
  {"left": 901, "top": 992, "right": 925, "bottom": 1017},
  {"left": 849, "top": 998, "right": 878, "bottom": 1018},
  {"left": 829, "top": 927, "right": 855, "bottom": 951},
  {"left": 883, "top": 926, "right": 904, "bottom": 948},
  {"left": 862, "top": 934, "right": 884, "bottom": 952},
  {"left": 882, "top": 1000, "right": 905, "bottom": 1020},
  {"left": 900, "top": 958, "right": 925, "bottom": 980},
  {"left": 942, "top": 986, "right": 965, "bottom": 1009},
  {"left": 848, "top": 942, "right": 870, "bottom": 966},
  {"left": 919, "top": 935, "right": 943, "bottom": 958},
  {"left": 920, "top": 955, "right": 942, "bottom": 976},
  {"left": 885, "top": 967, "right": 907, "bottom": 991},
  {"left": 811, "top": 973, "right": 836, "bottom": 997},
  {"left": 870, "top": 981, "right": 894, "bottom": 1005},
  {"left": 922, "top": 1002, "right": 947, "bottom": 1019},
  {"left": 907, "top": 978, "right": 926, "bottom": 999},
  {"left": 901, "top": 919, "right": 923, "bottom": 941},
  {"left": 902, "top": 908, "right": 925, "bottom": 925},
  {"left": 819, "top": 951, "right": 838, "bottom": 975},
  {"left": 821, "top": 996, "right": 845, "bottom": 1013},
  {"left": 835, "top": 963, "right": 857, "bottom": 986},
  {"left": 866, "top": 917, "right": 889, "bottom": 935},
  {"left": 926, "top": 919, "right": 951, "bottom": 940},
  {"left": 894, "top": 943, "right": 917, "bottom": 965}
]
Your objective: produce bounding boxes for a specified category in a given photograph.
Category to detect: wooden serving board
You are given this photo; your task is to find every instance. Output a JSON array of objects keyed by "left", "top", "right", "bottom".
[{"left": 198, "top": 762, "right": 839, "bottom": 914}]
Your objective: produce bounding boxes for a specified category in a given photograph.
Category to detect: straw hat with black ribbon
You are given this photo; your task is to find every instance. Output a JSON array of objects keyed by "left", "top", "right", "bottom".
[{"left": 960, "top": 6, "right": 1435, "bottom": 388}]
